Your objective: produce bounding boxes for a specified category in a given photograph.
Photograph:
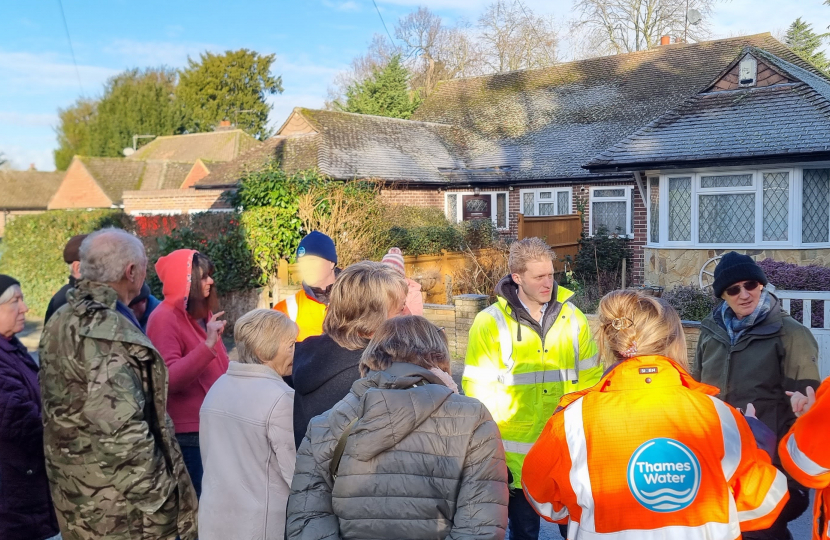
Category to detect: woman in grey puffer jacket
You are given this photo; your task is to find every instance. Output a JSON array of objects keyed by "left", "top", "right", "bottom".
[{"left": 287, "top": 316, "right": 509, "bottom": 540}]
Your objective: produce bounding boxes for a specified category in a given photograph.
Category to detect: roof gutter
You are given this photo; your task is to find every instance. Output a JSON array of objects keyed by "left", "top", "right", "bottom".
[{"left": 585, "top": 151, "right": 830, "bottom": 173}]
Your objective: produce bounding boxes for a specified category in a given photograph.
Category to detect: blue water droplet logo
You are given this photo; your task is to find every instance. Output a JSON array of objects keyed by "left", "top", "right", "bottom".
[
  {"left": 297, "top": 247, "right": 306, "bottom": 257},
  {"left": 627, "top": 438, "right": 701, "bottom": 512}
]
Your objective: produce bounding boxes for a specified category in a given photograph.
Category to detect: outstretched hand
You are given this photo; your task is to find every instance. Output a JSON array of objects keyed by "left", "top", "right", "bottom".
[
  {"left": 786, "top": 387, "right": 817, "bottom": 418},
  {"left": 205, "top": 311, "right": 227, "bottom": 349}
]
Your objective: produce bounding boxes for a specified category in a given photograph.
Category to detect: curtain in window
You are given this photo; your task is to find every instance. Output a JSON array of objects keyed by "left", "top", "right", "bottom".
[
  {"left": 593, "top": 201, "right": 627, "bottom": 235},
  {"left": 762, "top": 172, "right": 788, "bottom": 242},
  {"left": 668, "top": 177, "right": 692, "bottom": 242},
  {"left": 802, "top": 169, "right": 830, "bottom": 243},
  {"left": 648, "top": 177, "right": 660, "bottom": 243},
  {"left": 699, "top": 194, "right": 755, "bottom": 243}
]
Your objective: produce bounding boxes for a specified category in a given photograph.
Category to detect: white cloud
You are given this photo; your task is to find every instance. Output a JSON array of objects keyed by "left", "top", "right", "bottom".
[
  {"left": 0, "top": 112, "right": 59, "bottom": 128},
  {"left": 0, "top": 50, "right": 117, "bottom": 94},
  {"left": 0, "top": 144, "right": 56, "bottom": 172},
  {"left": 104, "top": 39, "right": 221, "bottom": 68}
]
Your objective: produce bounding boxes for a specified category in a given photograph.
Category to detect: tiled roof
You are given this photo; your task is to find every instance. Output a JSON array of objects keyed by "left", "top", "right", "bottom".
[
  {"left": 139, "top": 160, "right": 193, "bottom": 190},
  {"left": 586, "top": 48, "right": 830, "bottom": 170},
  {"left": 80, "top": 157, "right": 146, "bottom": 204},
  {"left": 0, "top": 170, "right": 64, "bottom": 209},
  {"left": 128, "top": 130, "right": 261, "bottom": 162},
  {"left": 413, "top": 33, "right": 818, "bottom": 181}
]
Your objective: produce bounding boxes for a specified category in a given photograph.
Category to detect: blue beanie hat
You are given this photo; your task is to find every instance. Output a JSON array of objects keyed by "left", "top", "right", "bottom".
[
  {"left": 712, "top": 252, "right": 768, "bottom": 298},
  {"left": 297, "top": 231, "right": 337, "bottom": 264}
]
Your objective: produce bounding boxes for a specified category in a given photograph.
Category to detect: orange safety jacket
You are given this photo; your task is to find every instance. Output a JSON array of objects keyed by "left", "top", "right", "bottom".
[
  {"left": 779, "top": 378, "right": 830, "bottom": 540},
  {"left": 522, "top": 355, "right": 789, "bottom": 540},
  {"left": 274, "top": 289, "right": 326, "bottom": 342}
]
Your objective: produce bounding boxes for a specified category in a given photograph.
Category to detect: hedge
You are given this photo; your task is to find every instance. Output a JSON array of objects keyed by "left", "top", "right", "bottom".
[{"left": 0, "top": 210, "right": 130, "bottom": 317}]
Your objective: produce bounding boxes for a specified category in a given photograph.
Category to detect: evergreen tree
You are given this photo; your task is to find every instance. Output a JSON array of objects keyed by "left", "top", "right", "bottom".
[
  {"left": 339, "top": 55, "right": 421, "bottom": 119},
  {"left": 785, "top": 18, "right": 830, "bottom": 72},
  {"left": 177, "top": 49, "right": 283, "bottom": 139}
]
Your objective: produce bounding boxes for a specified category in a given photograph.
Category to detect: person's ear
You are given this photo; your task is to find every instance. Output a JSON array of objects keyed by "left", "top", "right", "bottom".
[
  {"left": 512, "top": 272, "right": 522, "bottom": 286},
  {"left": 125, "top": 262, "right": 137, "bottom": 283}
]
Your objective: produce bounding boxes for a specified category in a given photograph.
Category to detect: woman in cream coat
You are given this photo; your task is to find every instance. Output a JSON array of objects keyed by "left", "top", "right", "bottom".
[{"left": 199, "top": 309, "right": 298, "bottom": 540}]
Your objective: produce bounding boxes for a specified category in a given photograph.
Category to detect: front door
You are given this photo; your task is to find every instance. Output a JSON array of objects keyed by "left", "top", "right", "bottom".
[{"left": 462, "top": 195, "right": 491, "bottom": 221}]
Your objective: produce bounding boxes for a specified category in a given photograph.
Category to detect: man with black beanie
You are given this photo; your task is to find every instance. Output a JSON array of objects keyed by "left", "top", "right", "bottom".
[{"left": 44, "top": 234, "right": 87, "bottom": 324}]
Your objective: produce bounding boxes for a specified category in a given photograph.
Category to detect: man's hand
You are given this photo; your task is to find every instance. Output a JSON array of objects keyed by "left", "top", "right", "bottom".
[
  {"left": 786, "top": 387, "right": 817, "bottom": 418},
  {"left": 205, "top": 311, "right": 226, "bottom": 349}
]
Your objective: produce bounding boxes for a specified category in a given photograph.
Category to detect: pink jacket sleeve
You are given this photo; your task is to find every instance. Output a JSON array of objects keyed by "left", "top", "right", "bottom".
[
  {"left": 146, "top": 309, "right": 217, "bottom": 394},
  {"left": 406, "top": 278, "right": 424, "bottom": 316}
]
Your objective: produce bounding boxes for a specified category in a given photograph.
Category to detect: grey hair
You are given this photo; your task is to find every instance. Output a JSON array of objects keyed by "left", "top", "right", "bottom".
[
  {"left": 80, "top": 228, "right": 146, "bottom": 283},
  {"left": 234, "top": 309, "right": 298, "bottom": 365},
  {"left": 0, "top": 284, "right": 21, "bottom": 305}
]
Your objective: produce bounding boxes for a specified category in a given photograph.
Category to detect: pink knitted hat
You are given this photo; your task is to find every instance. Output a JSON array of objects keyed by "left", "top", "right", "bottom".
[{"left": 382, "top": 247, "right": 406, "bottom": 275}]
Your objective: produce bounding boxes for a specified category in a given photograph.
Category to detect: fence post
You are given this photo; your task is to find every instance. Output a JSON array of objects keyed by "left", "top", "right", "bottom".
[
  {"left": 518, "top": 213, "right": 525, "bottom": 240},
  {"left": 453, "top": 294, "right": 489, "bottom": 359}
]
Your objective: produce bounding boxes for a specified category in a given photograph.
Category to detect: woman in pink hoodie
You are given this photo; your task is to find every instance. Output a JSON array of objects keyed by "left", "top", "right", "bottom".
[{"left": 147, "top": 249, "right": 229, "bottom": 497}]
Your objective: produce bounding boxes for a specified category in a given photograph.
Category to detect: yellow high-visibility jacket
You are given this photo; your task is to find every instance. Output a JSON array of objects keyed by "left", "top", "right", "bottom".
[{"left": 463, "top": 282, "right": 601, "bottom": 488}]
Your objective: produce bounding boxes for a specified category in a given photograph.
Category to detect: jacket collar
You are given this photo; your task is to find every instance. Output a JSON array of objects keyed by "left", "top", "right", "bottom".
[
  {"left": 226, "top": 361, "right": 284, "bottom": 381},
  {"left": 557, "top": 356, "right": 720, "bottom": 409},
  {"left": 703, "top": 294, "right": 784, "bottom": 346},
  {"left": 494, "top": 274, "right": 574, "bottom": 339},
  {"left": 0, "top": 335, "right": 39, "bottom": 371}
]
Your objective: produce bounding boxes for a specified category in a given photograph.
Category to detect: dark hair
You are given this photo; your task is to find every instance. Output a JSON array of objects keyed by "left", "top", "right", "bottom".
[{"left": 187, "top": 252, "right": 218, "bottom": 320}]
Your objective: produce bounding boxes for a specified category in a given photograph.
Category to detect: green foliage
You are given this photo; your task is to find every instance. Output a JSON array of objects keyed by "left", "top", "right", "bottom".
[
  {"left": 338, "top": 55, "right": 421, "bottom": 119},
  {"left": 573, "top": 226, "right": 632, "bottom": 286},
  {"left": 0, "top": 210, "right": 129, "bottom": 317},
  {"left": 240, "top": 207, "right": 302, "bottom": 279},
  {"left": 177, "top": 49, "right": 283, "bottom": 139},
  {"left": 785, "top": 18, "right": 830, "bottom": 72},
  {"left": 383, "top": 217, "right": 499, "bottom": 256},
  {"left": 53, "top": 69, "right": 185, "bottom": 170},
  {"left": 663, "top": 285, "right": 718, "bottom": 322},
  {"left": 230, "top": 162, "right": 327, "bottom": 210}
]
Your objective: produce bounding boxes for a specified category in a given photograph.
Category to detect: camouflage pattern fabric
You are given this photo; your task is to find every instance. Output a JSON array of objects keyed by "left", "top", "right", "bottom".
[{"left": 38, "top": 280, "right": 198, "bottom": 540}]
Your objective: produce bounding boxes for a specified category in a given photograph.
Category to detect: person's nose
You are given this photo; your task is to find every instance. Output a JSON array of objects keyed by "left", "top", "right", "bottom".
[
  {"left": 20, "top": 300, "right": 29, "bottom": 315},
  {"left": 739, "top": 286, "right": 752, "bottom": 300}
]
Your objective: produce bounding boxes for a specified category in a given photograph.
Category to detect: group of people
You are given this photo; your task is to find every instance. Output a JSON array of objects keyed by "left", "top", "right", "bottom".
[{"left": 0, "top": 225, "right": 828, "bottom": 540}]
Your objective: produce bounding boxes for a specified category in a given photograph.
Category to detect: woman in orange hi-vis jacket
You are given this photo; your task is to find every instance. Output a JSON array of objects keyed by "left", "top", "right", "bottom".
[
  {"left": 522, "top": 290, "right": 789, "bottom": 539},
  {"left": 779, "top": 381, "right": 830, "bottom": 540}
]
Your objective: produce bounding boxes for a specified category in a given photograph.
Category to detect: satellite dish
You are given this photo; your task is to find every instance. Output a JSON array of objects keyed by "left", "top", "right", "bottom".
[
  {"left": 687, "top": 8, "right": 702, "bottom": 25},
  {"left": 122, "top": 147, "right": 135, "bottom": 157}
]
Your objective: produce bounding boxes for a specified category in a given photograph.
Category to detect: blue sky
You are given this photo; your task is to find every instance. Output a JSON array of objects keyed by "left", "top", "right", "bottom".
[{"left": 2, "top": 0, "right": 829, "bottom": 171}]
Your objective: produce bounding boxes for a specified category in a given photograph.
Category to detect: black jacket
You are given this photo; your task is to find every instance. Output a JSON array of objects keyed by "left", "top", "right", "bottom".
[
  {"left": 44, "top": 276, "right": 76, "bottom": 324},
  {"left": 291, "top": 333, "right": 363, "bottom": 448}
]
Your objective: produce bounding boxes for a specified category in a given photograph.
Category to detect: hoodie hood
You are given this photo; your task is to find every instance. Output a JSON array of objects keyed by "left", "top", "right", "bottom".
[
  {"left": 155, "top": 249, "right": 199, "bottom": 313},
  {"left": 346, "top": 363, "right": 454, "bottom": 461},
  {"left": 495, "top": 274, "right": 570, "bottom": 340}
]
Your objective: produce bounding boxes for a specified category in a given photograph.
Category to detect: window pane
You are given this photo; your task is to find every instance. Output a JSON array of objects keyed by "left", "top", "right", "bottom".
[
  {"left": 594, "top": 188, "right": 625, "bottom": 197},
  {"left": 630, "top": 188, "right": 635, "bottom": 235},
  {"left": 447, "top": 194, "right": 458, "bottom": 223},
  {"left": 668, "top": 177, "right": 692, "bottom": 242},
  {"left": 593, "top": 201, "right": 627, "bottom": 235},
  {"left": 557, "top": 191, "right": 570, "bottom": 215},
  {"left": 523, "top": 192, "right": 535, "bottom": 216},
  {"left": 539, "top": 203, "right": 556, "bottom": 216},
  {"left": 539, "top": 191, "right": 552, "bottom": 199},
  {"left": 700, "top": 174, "right": 753, "bottom": 188},
  {"left": 763, "top": 172, "right": 789, "bottom": 241},
  {"left": 649, "top": 177, "right": 660, "bottom": 243},
  {"left": 699, "top": 194, "right": 755, "bottom": 243},
  {"left": 496, "top": 193, "right": 507, "bottom": 228},
  {"left": 803, "top": 169, "right": 830, "bottom": 243}
]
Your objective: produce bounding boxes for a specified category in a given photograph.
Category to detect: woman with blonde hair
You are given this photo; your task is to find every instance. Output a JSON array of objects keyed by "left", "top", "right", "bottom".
[
  {"left": 291, "top": 261, "right": 410, "bottom": 448},
  {"left": 199, "top": 309, "right": 298, "bottom": 540},
  {"left": 522, "top": 290, "right": 789, "bottom": 539},
  {"left": 287, "top": 316, "right": 508, "bottom": 539}
]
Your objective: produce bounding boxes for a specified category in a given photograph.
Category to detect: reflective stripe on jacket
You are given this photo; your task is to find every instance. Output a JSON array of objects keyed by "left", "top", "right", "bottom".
[
  {"left": 462, "top": 285, "right": 601, "bottom": 487},
  {"left": 523, "top": 356, "right": 789, "bottom": 540},
  {"left": 274, "top": 289, "right": 326, "bottom": 342},
  {"left": 779, "top": 378, "right": 830, "bottom": 540}
]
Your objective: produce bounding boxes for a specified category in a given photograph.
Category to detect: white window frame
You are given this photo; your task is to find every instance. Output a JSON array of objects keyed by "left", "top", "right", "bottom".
[
  {"left": 443, "top": 191, "right": 510, "bottom": 230},
  {"left": 649, "top": 167, "right": 807, "bottom": 248},
  {"left": 589, "top": 186, "right": 633, "bottom": 238},
  {"left": 519, "top": 187, "right": 572, "bottom": 216}
]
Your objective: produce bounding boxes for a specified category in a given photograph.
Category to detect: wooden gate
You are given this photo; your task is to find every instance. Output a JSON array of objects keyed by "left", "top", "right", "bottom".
[{"left": 517, "top": 213, "right": 582, "bottom": 271}]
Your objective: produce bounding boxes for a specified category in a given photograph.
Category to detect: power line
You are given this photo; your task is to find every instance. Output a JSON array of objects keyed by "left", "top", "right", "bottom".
[
  {"left": 56, "top": 0, "right": 85, "bottom": 96},
  {"left": 515, "top": 0, "right": 556, "bottom": 66},
  {"left": 371, "top": 0, "right": 397, "bottom": 48}
]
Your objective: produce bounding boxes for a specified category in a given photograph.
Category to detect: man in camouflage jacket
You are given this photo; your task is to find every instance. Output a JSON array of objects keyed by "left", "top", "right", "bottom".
[{"left": 39, "top": 229, "right": 197, "bottom": 540}]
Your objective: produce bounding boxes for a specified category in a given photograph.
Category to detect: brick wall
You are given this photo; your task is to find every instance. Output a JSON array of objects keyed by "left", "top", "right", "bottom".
[
  {"left": 123, "top": 188, "right": 232, "bottom": 214},
  {"left": 379, "top": 187, "right": 443, "bottom": 208}
]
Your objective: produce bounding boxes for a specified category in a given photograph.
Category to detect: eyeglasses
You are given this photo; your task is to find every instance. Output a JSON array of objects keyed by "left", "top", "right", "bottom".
[{"left": 724, "top": 280, "right": 761, "bottom": 297}]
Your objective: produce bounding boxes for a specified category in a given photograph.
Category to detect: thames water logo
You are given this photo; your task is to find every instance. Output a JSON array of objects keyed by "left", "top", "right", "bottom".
[
  {"left": 627, "top": 438, "right": 701, "bottom": 512},
  {"left": 297, "top": 247, "right": 306, "bottom": 257}
]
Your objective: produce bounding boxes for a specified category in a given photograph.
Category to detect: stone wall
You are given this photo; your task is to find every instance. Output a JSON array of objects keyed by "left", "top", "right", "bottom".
[{"left": 644, "top": 247, "right": 830, "bottom": 289}]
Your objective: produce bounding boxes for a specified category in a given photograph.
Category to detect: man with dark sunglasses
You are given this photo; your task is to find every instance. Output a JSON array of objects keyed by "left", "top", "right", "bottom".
[{"left": 693, "top": 251, "right": 820, "bottom": 540}]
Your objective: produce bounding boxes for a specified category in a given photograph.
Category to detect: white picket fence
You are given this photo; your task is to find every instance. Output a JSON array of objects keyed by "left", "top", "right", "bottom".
[{"left": 775, "top": 289, "right": 830, "bottom": 380}]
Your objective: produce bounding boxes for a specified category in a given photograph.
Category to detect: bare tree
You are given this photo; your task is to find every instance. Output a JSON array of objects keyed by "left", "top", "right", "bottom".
[
  {"left": 478, "top": 0, "right": 559, "bottom": 72},
  {"left": 325, "top": 34, "right": 396, "bottom": 109},
  {"left": 573, "top": 0, "right": 715, "bottom": 55}
]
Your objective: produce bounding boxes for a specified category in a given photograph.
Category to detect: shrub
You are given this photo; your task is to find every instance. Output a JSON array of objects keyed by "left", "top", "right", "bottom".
[
  {"left": 386, "top": 225, "right": 462, "bottom": 256},
  {"left": 757, "top": 258, "right": 830, "bottom": 327},
  {"left": 0, "top": 209, "right": 129, "bottom": 317},
  {"left": 573, "top": 226, "right": 632, "bottom": 290},
  {"left": 663, "top": 285, "right": 718, "bottom": 322}
]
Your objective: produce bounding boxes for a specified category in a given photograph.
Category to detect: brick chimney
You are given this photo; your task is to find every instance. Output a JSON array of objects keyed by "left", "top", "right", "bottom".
[
  {"left": 28, "top": 163, "right": 36, "bottom": 171},
  {"left": 660, "top": 35, "right": 671, "bottom": 46},
  {"left": 215, "top": 119, "right": 233, "bottom": 132}
]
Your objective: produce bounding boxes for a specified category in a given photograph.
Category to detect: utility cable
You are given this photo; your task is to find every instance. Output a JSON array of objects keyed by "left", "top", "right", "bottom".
[
  {"left": 57, "top": 0, "right": 85, "bottom": 96},
  {"left": 371, "top": 0, "right": 397, "bottom": 49}
]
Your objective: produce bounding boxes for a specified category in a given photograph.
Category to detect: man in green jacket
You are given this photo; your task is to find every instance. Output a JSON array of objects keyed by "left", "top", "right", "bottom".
[
  {"left": 694, "top": 251, "right": 820, "bottom": 540},
  {"left": 39, "top": 228, "right": 198, "bottom": 540}
]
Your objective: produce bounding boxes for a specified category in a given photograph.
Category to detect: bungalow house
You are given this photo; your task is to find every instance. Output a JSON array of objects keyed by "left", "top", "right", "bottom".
[
  {"left": 198, "top": 33, "right": 821, "bottom": 286},
  {"left": 48, "top": 126, "right": 261, "bottom": 214},
  {"left": 0, "top": 168, "right": 64, "bottom": 236}
]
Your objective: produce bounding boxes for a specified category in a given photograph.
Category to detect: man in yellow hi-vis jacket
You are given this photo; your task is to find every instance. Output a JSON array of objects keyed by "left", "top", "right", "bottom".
[{"left": 463, "top": 237, "right": 601, "bottom": 540}]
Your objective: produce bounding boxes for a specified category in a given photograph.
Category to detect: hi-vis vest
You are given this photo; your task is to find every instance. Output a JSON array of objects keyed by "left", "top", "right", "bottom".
[
  {"left": 274, "top": 289, "right": 326, "bottom": 342},
  {"left": 779, "top": 378, "right": 830, "bottom": 540},
  {"left": 523, "top": 356, "right": 789, "bottom": 540},
  {"left": 462, "top": 286, "right": 601, "bottom": 488}
]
